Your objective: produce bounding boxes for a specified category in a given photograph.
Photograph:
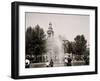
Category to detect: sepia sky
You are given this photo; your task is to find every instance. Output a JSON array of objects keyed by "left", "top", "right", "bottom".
[{"left": 26, "top": 12, "right": 90, "bottom": 44}]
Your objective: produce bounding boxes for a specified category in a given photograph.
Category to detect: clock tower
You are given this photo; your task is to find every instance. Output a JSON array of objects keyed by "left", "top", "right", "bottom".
[{"left": 47, "top": 22, "right": 54, "bottom": 38}]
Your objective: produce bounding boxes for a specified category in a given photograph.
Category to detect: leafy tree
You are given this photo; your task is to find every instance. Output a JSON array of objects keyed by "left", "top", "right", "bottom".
[
  {"left": 67, "top": 41, "right": 73, "bottom": 54},
  {"left": 32, "top": 25, "right": 46, "bottom": 62},
  {"left": 26, "top": 25, "right": 46, "bottom": 62},
  {"left": 74, "top": 35, "right": 87, "bottom": 56},
  {"left": 71, "top": 42, "right": 76, "bottom": 54},
  {"left": 26, "top": 27, "right": 33, "bottom": 56}
]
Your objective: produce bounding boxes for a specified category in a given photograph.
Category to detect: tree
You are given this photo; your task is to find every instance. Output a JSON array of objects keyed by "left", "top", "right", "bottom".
[
  {"left": 67, "top": 41, "right": 73, "bottom": 54},
  {"left": 26, "top": 25, "right": 46, "bottom": 62},
  {"left": 71, "top": 42, "right": 76, "bottom": 54},
  {"left": 74, "top": 35, "right": 87, "bottom": 59},
  {"left": 32, "top": 25, "right": 46, "bottom": 61},
  {"left": 26, "top": 27, "right": 33, "bottom": 57}
]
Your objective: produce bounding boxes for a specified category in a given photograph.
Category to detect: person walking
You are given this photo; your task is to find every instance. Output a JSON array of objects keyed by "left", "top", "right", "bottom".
[
  {"left": 25, "top": 59, "right": 30, "bottom": 68},
  {"left": 50, "top": 59, "right": 54, "bottom": 67},
  {"left": 64, "top": 57, "right": 68, "bottom": 66},
  {"left": 46, "top": 60, "right": 49, "bottom": 67},
  {"left": 67, "top": 55, "right": 72, "bottom": 66}
]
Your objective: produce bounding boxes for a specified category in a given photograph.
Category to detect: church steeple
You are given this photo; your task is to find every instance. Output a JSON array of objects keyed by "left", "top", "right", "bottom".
[{"left": 47, "top": 22, "right": 54, "bottom": 38}]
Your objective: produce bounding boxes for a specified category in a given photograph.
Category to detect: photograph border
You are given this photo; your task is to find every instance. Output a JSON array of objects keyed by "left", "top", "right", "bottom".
[{"left": 11, "top": 1, "right": 98, "bottom": 79}]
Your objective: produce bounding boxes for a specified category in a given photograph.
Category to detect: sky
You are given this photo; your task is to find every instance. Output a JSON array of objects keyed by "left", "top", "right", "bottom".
[{"left": 26, "top": 12, "right": 90, "bottom": 43}]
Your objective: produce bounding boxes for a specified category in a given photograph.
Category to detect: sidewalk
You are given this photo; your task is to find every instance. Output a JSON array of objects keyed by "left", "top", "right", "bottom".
[
  {"left": 29, "top": 60, "right": 85, "bottom": 68},
  {"left": 30, "top": 62, "right": 65, "bottom": 68},
  {"left": 30, "top": 62, "right": 46, "bottom": 68}
]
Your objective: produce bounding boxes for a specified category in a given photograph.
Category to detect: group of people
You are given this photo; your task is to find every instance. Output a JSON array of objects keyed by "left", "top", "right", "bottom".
[
  {"left": 46, "top": 55, "right": 72, "bottom": 67},
  {"left": 46, "top": 59, "right": 54, "bottom": 67},
  {"left": 25, "top": 55, "right": 72, "bottom": 68},
  {"left": 64, "top": 55, "right": 72, "bottom": 66}
]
